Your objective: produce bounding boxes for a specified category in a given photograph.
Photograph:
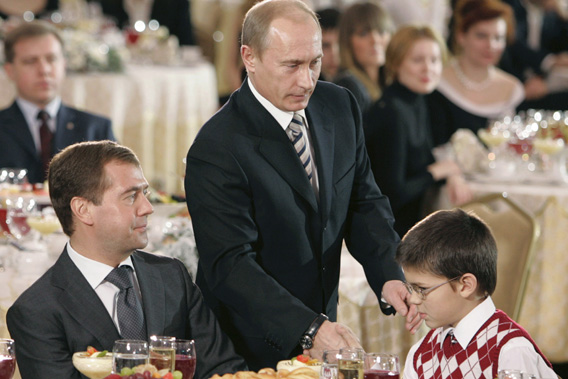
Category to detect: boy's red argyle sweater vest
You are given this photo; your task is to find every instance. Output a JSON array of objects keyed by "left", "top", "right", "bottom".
[{"left": 412, "top": 310, "right": 551, "bottom": 379}]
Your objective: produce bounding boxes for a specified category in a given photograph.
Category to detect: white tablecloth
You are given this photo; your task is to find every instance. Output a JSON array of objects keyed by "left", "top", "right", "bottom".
[{"left": 0, "top": 63, "right": 218, "bottom": 194}]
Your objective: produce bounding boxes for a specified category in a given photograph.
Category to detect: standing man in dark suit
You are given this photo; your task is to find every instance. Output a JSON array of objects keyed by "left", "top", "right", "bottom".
[
  {"left": 184, "top": 0, "right": 421, "bottom": 370},
  {"left": 0, "top": 21, "right": 115, "bottom": 184},
  {"left": 7, "top": 141, "right": 247, "bottom": 379}
]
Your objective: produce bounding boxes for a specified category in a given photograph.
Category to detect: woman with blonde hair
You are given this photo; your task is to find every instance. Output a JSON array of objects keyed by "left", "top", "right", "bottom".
[
  {"left": 334, "top": 1, "right": 393, "bottom": 115},
  {"left": 365, "top": 25, "right": 471, "bottom": 237},
  {"left": 429, "top": 0, "right": 524, "bottom": 146}
]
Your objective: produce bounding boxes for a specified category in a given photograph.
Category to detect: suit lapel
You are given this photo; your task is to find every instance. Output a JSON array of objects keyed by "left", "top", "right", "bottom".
[
  {"left": 238, "top": 82, "right": 318, "bottom": 211},
  {"left": 54, "top": 105, "right": 76, "bottom": 153},
  {"left": 132, "top": 252, "right": 166, "bottom": 337},
  {"left": 3, "top": 102, "right": 38, "bottom": 158},
  {"left": 52, "top": 250, "right": 120, "bottom": 348},
  {"left": 306, "top": 92, "right": 334, "bottom": 224}
]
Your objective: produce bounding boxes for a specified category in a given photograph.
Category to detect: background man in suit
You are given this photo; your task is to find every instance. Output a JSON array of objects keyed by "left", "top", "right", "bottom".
[
  {"left": 185, "top": 0, "right": 421, "bottom": 370},
  {"left": 7, "top": 141, "right": 246, "bottom": 378},
  {"left": 0, "top": 21, "right": 115, "bottom": 184}
]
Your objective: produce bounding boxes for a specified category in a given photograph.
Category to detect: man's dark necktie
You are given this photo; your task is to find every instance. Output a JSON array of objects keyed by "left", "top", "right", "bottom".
[
  {"left": 37, "top": 110, "right": 53, "bottom": 181},
  {"left": 105, "top": 265, "right": 147, "bottom": 340}
]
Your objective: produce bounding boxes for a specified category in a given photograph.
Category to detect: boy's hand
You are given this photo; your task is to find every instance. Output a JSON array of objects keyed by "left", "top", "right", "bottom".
[{"left": 382, "top": 280, "right": 424, "bottom": 334}]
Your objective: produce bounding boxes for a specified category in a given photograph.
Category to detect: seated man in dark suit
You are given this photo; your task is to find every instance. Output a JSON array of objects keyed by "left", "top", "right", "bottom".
[
  {"left": 0, "top": 20, "right": 115, "bottom": 184},
  {"left": 7, "top": 141, "right": 247, "bottom": 379}
]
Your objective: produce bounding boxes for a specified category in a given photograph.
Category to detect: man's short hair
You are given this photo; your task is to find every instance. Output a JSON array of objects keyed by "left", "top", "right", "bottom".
[
  {"left": 241, "top": 0, "right": 320, "bottom": 57},
  {"left": 48, "top": 141, "right": 140, "bottom": 236},
  {"left": 316, "top": 8, "right": 340, "bottom": 31},
  {"left": 4, "top": 20, "right": 64, "bottom": 63},
  {"left": 395, "top": 208, "right": 497, "bottom": 296}
]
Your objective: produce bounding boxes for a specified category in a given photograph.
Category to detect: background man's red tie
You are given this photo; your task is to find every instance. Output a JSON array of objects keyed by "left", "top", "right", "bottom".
[{"left": 37, "top": 110, "right": 53, "bottom": 181}]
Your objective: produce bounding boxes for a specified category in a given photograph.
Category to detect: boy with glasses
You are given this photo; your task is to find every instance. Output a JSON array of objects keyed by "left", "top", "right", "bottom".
[{"left": 396, "top": 209, "right": 556, "bottom": 379}]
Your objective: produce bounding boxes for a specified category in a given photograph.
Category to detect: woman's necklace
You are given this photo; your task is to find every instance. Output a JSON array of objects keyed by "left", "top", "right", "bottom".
[{"left": 452, "top": 59, "right": 494, "bottom": 92}]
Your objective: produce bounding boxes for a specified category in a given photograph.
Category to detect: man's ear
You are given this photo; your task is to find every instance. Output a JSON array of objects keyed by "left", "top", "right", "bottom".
[
  {"left": 241, "top": 45, "right": 256, "bottom": 74},
  {"left": 458, "top": 273, "right": 479, "bottom": 299},
  {"left": 70, "top": 196, "right": 94, "bottom": 226}
]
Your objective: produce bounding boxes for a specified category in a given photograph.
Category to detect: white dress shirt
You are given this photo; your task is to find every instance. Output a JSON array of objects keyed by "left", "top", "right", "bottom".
[
  {"left": 403, "top": 297, "right": 557, "bottom": 379},
  {"left": 16, "top": 97, "right": 60, "bottom": 152},
  {"left": 66, "top": 243, "right": 143, "bottom": 335},
  {"left": 248, "top": 78, "right": 320, "bottom": 198}
]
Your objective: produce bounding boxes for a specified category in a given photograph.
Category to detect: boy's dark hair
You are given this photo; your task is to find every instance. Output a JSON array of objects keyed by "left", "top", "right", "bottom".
[{"left": 396, "top": 208, "right": 497, "bottom": 296}]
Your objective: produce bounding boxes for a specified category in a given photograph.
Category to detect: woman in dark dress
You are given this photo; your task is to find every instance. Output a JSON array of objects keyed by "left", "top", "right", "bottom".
[
  {"left": 428, "top": 0, "right": 523, "bottom": 146},
  {"left": 334, "top": 2, "right": 393, "bottom": 116},
  {"left": 365, "top": 25, "right": 472, "bottom": 237}
]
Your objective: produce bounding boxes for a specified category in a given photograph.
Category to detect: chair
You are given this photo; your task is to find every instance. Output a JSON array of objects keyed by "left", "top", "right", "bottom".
[{"left": 459, "top": 193, "right": 540, "bottom": 321}]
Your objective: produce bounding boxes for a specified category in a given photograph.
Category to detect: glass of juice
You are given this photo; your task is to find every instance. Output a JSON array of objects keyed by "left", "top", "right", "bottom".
[
  {"left": 149, "top": 335, "right": 176, "bottom": 372},
  {"left": 174, "top": 339, "right": 196, "bottom": 379},
  {"left": 363, "top": 353, "right": 399, "bottom": 379},
  {"left": 0, "top": 339, "right": 15, "bottom": 379},
  {"left": 112, "top": 340, "right": 148, "bottom": 374},
  {"left": 338, "top": 348, "right": 364, "bottom": 379}
]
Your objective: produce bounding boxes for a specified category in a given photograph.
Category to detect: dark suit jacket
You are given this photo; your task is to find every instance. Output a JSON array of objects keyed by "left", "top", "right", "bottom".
[
  {"left": 365, "top": 81, "right": 436, "bottom": 237},
  {"left": 500, "top": 0, "right": 568, "bottom": 80},
  {"left": 7, "top": 249, "right": 246, "bottom": 379},
  {"left": 0, "top": 102, "right": 115, "bottom": 183},
  {"left": 185, "top": 80, "right": 403, "bottom": 370}
]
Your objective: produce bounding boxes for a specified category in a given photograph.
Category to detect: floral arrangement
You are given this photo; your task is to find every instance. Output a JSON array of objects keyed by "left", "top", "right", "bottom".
[{"left": 61, "top": 27, "right": 127, "bottom": 73}]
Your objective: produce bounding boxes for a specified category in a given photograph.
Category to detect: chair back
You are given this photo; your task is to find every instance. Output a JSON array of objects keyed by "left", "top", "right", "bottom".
[{"left": 460, "top": 193, "right": 539, "bottom": 321}]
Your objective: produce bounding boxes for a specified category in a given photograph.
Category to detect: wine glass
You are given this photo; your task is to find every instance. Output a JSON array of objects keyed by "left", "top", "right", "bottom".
[
  {"left": 112, "top": 340, "right": 148, "bottom": 374},
  {"left": 72, "top": 351, "right": 113, "bottom": 379},
  {"left": 5, "top": 197, "right": 35, "bottom": 241},
  {"left": 0, "top": 339, "right": 16, "bottom": 379},
  {"left": 174, "top": 339, "right": 196, "bottom": 379},
  {"left": 338, "top": 348, "right": 364, "bottom": 379},
  {"left": 149, "top": 335, "right": 176, "bottom": 372},
  {"left": 364, "top": 353, "right": 400, "bottom": 379},
  {"left": 321, "top": 349, "right": 339, "bottom": 379},
  {"left": 26, "top": 206, "right": 62, "bottom": 241},
  {"left": 532, "top": 137, "right": 565, "bottom": 177}
]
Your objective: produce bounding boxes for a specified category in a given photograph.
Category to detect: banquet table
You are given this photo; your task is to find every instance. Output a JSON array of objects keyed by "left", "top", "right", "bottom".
[
  {"left": 464, "top": 178, "right": 568, "bottom": 363},
  {"left": 0, "top": 62, "right": 218, "bottom": 194}
]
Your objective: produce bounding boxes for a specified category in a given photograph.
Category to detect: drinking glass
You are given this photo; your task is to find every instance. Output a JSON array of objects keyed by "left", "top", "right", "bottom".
[
  {"left": 112, "top": 339, "right": 148, "bottom": 374},
  {"left": 26, "top": 206, "right": 61, "bottom": 241},
  {"left": 149, "top": 335, "right": 176, "bottom": 372},
  {"left": 363, "top": 353, "right": 399, "bottom": 379},
  {"left": 338, "top": 348, "right": 364, "bottom": 379},
  {"left": 498, "top": 369, "right": 525, "bottom": 379},
  {"left": 174, "top": 339, "right": 196, "bottom": 379},
  {"left": 72, "top": 351, "right": 113, "bottom": 379},
  {"left": 321, "top": 349, "right": 339, "bottom": 379},
  {"left": 0, "top": 339, "right": 15, "bottom": 379},
  {"left": 0, "top": 168, "right": 28, "bottom": 188},
  {"left": 5, "top": 197, "right": 35, "bottom": 241}
]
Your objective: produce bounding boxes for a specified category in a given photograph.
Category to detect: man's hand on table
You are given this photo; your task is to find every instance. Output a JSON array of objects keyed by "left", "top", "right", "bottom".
[
  {"left": 382, "top": 280, "right": 424, "bottom": 334},
  {"left": 303, "top": 321, "right": 361, "bottom": 360}
]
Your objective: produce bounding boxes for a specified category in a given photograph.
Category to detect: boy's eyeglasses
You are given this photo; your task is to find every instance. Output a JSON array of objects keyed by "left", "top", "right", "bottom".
[{"left": 404, "top": 276, "right": 462, "bottom": 300}]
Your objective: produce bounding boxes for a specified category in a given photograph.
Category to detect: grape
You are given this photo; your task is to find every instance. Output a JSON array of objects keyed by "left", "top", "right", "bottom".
[
  {"left": 121, "top": 367, "right": 135, "bottom": 376},
  {"left": 173, "top": 371, "right": 183, "bottom": 379},
  {"left": 143, "top": 371, "right": 152, "bottom": 379}
]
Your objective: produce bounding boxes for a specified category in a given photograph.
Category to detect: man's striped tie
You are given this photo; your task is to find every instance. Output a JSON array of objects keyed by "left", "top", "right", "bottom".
[{"left": 287, "top": 113, "right": 313, "bottom": 183}]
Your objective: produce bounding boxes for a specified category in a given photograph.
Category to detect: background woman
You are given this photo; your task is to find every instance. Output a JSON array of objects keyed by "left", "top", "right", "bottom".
[
  {"left": 365, "top": 25, "right": 472, "bottom": 237},
  {"left": 334, "top": 1, "right": 393, "bottom": 116},
  {"left": 429, "top": 0, "right": 524, "bottom": 146}
]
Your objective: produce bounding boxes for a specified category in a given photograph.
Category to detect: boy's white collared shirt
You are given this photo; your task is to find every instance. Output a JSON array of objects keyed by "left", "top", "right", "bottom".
[{"left": 404, "top": 297, "right": 557, "bottom": 379}]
